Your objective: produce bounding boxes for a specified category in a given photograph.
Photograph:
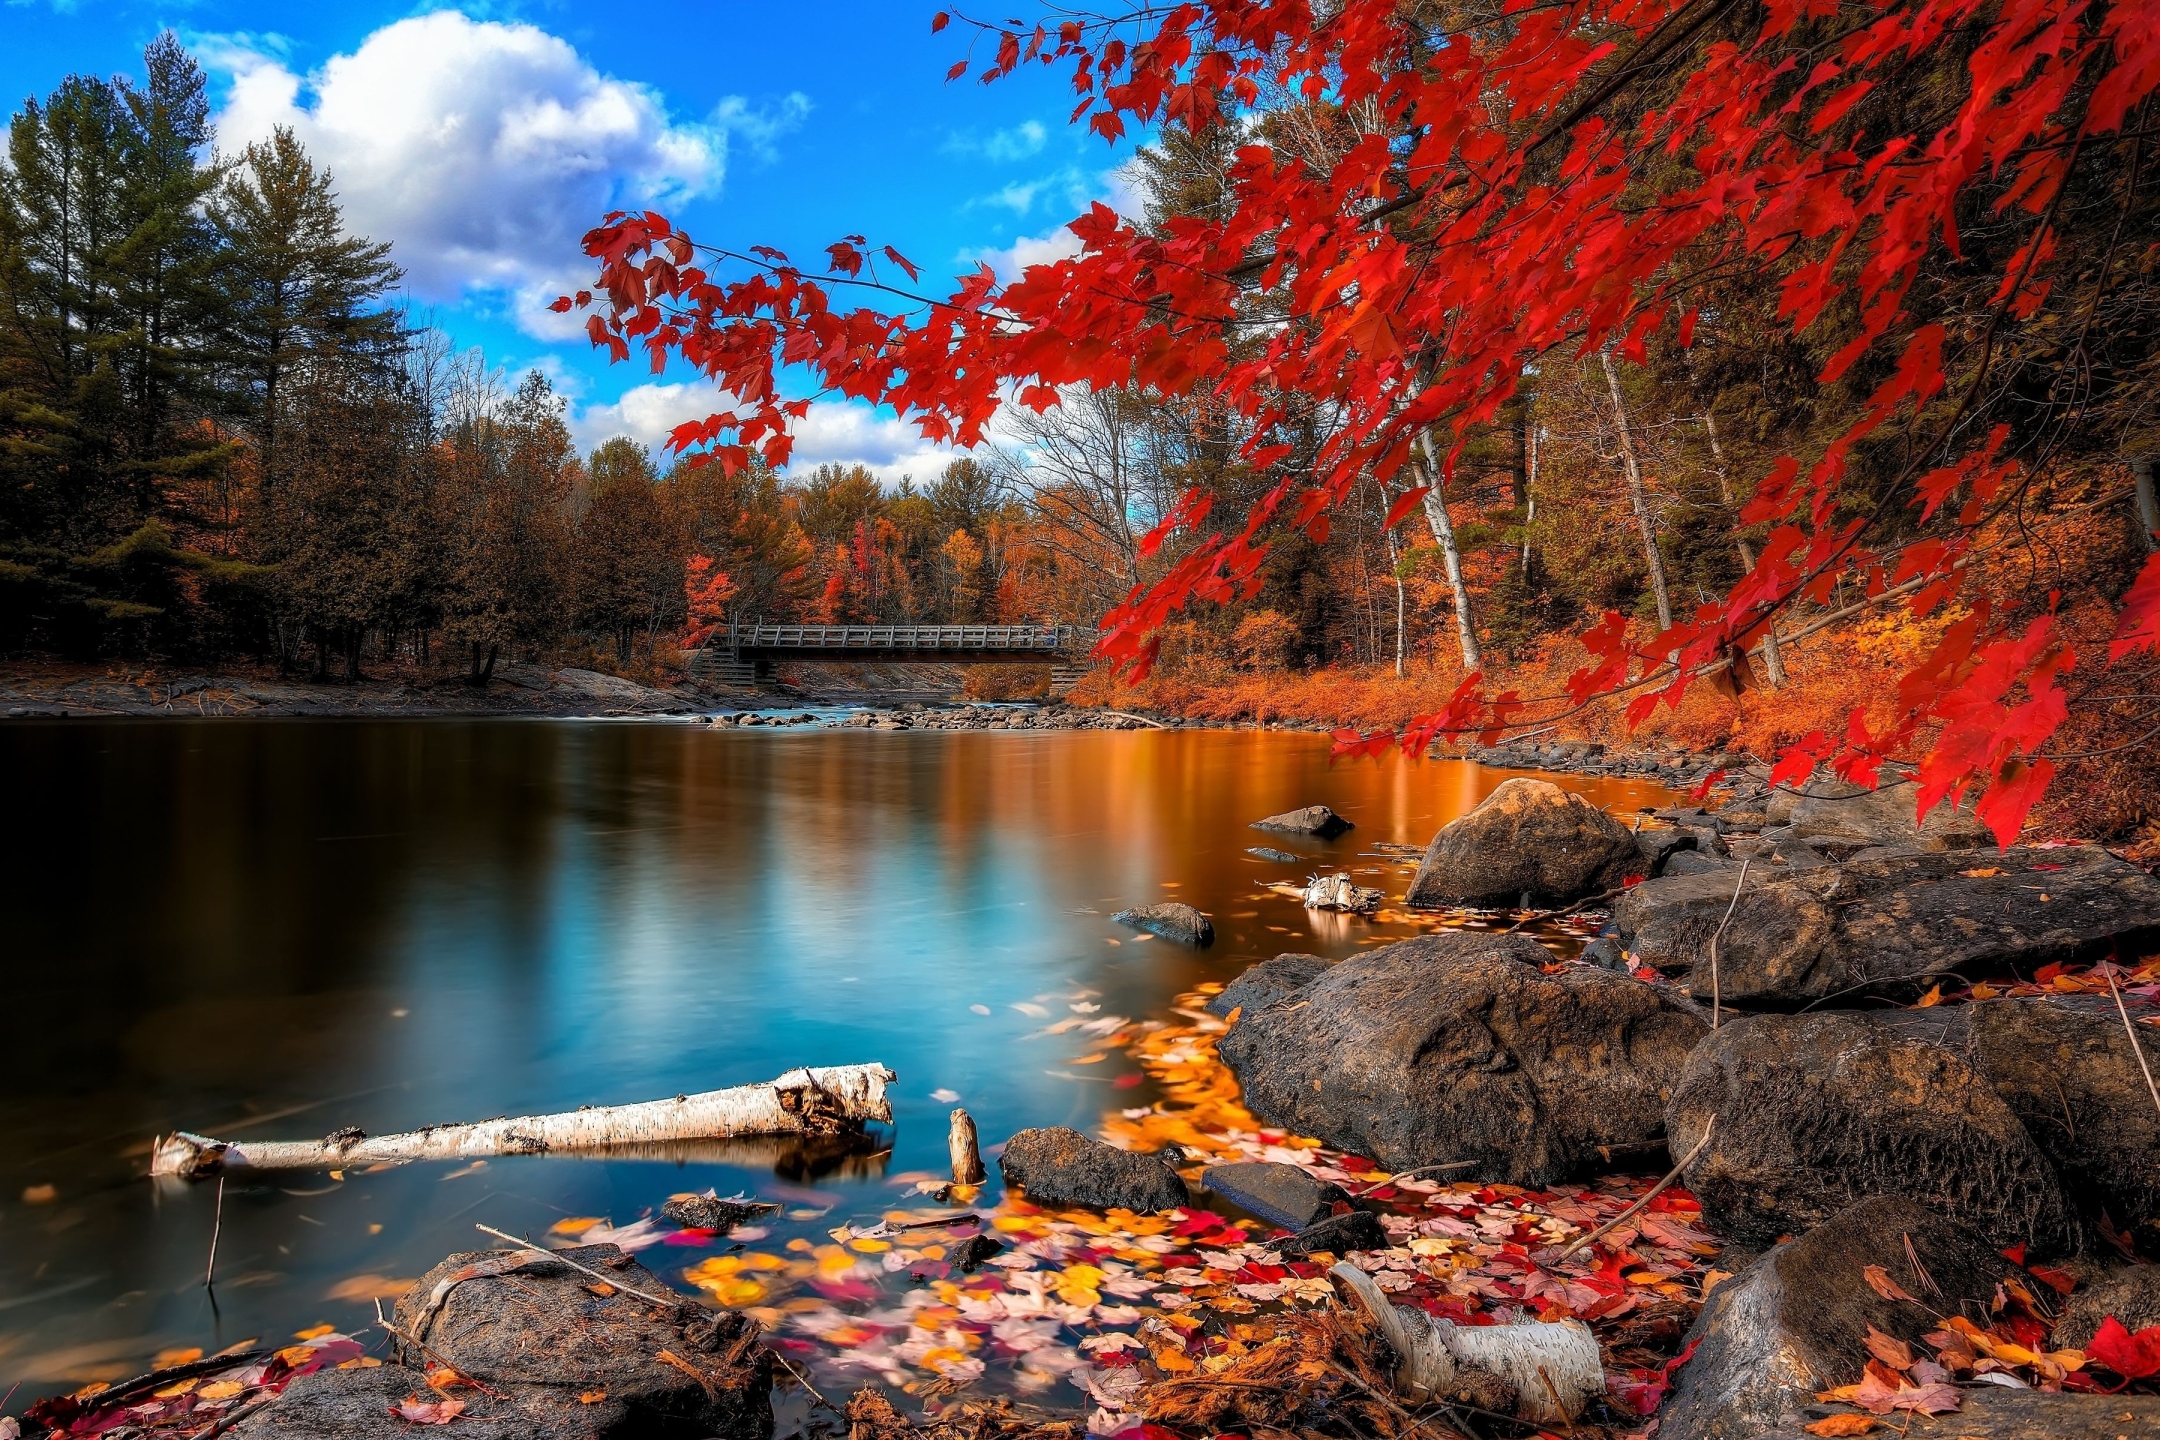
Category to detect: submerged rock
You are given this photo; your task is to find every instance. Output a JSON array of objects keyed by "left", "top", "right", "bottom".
[
  {"left": 1406, "top": 778, "right": 1643, "bottom": 908},
  {"left": 1111, "top": 901, "right": 1215, "bottom": 946},
  {"left": 1202, "top": 1161, "right": 1348, "bottom": 1229},
  {"left": 1245, "top": 846, "right": 1302, "bottom": 863},
  {"left": 1668, "top": 1012, "right": 2079, "bottom": 1253},
  {"left": 997, "top": 1127, "right": 1188, "bottom": 1212},
  {"left": 660, "top": 1193, "right": 781, "bottom": 1233},
  {"left": 1616, "top": 846, "right": 2160, "bottom": 1005},
  {"left": 1271, "top": 1208, "right": 1390, "bottom": 1257},
  {"left": 1205, "top": 954, "right": 1330, "bottom": 1018},
  {"left": 1218, "top": 931, "right": 1707, "bottom": 1182},
  {"left": 1251, "top": 805, "right": 1354, "bottom": 837},
  {"left": 1658, "top": 1197, "right": 2029, "bottom": 1440}
]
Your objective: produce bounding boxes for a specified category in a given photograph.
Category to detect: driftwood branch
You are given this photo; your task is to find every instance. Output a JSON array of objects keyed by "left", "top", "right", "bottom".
[{"left": 150, "top": 1064, "right": 896, "bottom": 1178}]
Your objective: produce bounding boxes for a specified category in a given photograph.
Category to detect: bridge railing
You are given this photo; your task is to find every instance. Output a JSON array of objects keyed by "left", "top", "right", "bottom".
[{"left": 717, "top": 624, "right": 1085, "bottom": 653}]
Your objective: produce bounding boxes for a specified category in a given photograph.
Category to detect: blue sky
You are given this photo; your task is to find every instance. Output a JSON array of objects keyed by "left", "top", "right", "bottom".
[{"left": 2, "top": 0, "right": 1143, "bottom": 478}]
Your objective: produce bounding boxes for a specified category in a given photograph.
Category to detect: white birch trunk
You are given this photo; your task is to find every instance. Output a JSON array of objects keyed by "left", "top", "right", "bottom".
[
  {"left": 151, "top": 1064, "right": 896, "bottom": 1178},
  {"left": 1599, "top": 350, "right": 1675, "bottom": 631},
  {"left": 1415, "top": 430, "right": 1482, "bottom": 671}
]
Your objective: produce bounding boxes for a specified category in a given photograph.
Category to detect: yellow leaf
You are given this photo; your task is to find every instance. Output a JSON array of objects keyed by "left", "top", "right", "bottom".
[
  {"left": 294, "top": 1325, "right": 336, "bottom": 1340},
  {"left": 848, "top": 1237, "right": 892, "bottom": 1254},
  {"left": 550, "top": 1216, "right": 606, "bottom": 1235},
  {"left": 338, "top": 1358, "right": 384, "bottom": 1369},
  {"left": 1152, "top": 1347, "right": 1196, "bottom": 1373},
  {"left": 154, "top": 1379, "right": 200, "bottom": 1398},
  {"left": 197, "top": 1381, "right": 246, "bottom": 1402},
  {"left": 153, "top": 1347, "right": 204, "bottom": 1369},
  {"left": 1803, "top": 1416, "right": 1877, "bottom": 1436},
  {"left": 1916, "top": 985, "right": 1943, "bottom": 1008},
  {"left": 580, "top": 1391, "right": 608, "bottom": 1404}
]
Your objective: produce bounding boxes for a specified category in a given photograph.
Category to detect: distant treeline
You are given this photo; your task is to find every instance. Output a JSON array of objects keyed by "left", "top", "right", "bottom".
[{"left": 0, "top": 36, "right": 1102, "bottom": 680}]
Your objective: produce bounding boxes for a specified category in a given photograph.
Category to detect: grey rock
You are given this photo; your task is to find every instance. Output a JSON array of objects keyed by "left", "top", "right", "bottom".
[
  {"left": 1204, "top": 954, "right": 1330, "bottom": 1018},
  {"left": 1658, "top": 1197, "right": 2029, "bottom": 1440},
  {"left": 1201, "top": 1161, "right": 1348, "bottom": 1229},
  {"left": 1579, "top": 936, "right": 1629, "bottom": 971},
  {"left": 1661, "top": 849, "right": 1733, "bottom": 877},
  {"left": 1755, "top": 1388, "right": 2160, "bottom": 1440},
  {"left": 1616, "top": 846, "right": 2160, "bottom": 1006},
  {"left": 1111, "top": 901, "right": 1214, "bottom": 946},
  {"left": 997, "top": 1127, "right": 1188, "bottom": 1212},
  {"left": 1270, "top": 1208, "right": 1390, "bottom": 1257},
  {"left": 2054, "top": 1265, "right": 2160, "bottom": 1349},
  {"left": 1668, "top": 1012, "right": 2079, "bottom": 1253},
  {"left": 1245, "top": 846, "right": 1302, "bottom": 863},
  {"left": 1636, "top": 827, "right": 1699, "bottom": 877},
  {"left": 1252, "top": 805, "right": 1354, "bottom": 838},
  {"left": 1218, "top": 931, "right": 1708, "bottom": 1182},
  {"left": 1780, "top": 772, "right": 1993, "bottom": 851},
  {"left": 1407, "top": 778, "right": 1644, "bottom": 908},
  {"left": 660, "top": 1193, "right": 780, "bottom": 1233}
]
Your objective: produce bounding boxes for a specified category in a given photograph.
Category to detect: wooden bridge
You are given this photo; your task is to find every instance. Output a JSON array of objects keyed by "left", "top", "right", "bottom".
[{"left": 688, "top": 624, "right": 1092, "bottom": 690}]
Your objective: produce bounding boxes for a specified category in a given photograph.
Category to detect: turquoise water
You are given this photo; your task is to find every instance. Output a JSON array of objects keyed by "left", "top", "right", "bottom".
[{"left": 0, "top": 719, "right": 1673, "bottom": 1396}]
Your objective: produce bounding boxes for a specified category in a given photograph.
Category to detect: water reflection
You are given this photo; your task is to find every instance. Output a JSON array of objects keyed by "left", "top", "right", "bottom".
[{"left": 0, "top": 719, "right": 1672, "bottom": 1393}]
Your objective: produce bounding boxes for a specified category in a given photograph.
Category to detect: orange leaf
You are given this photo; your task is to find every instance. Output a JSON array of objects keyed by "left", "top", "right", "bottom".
[{"left": 1803, "top": 1416, "right": 1877, "bottom": 1437}]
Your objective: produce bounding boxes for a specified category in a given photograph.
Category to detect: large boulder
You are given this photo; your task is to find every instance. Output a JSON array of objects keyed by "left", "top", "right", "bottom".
[
  {"left": 1757, "top": 1388, "right": 2160, "bottom": 1439},
  {"left": 389, "top": 1245, "right": 770, "bottom": 1440},
  {"left": 1939, "top": 995, "right": 2160, "bottom": 1242},
  {"left": 998, "top": 1127, "right": 1189, "bottom": 1212},
  {"left": 1112, "top": 901, "right": 1214, "bottom": 946},
  {"left": 1668, "top": 1012, "right": 2079, "bottom": 1254},
  {"left": 1217, "top": 932, "right": 1708, "bottom": 1182},
  {"left": 1772, "top": 771, "right": 1992, "bottom": 852},
  {"left": 1204, "top": 954, "right": 1329, "bottom": 1018},
  {"left": 1407, "top": 778, "right": 1643, "bottom": 908},
  {"left": 1251, "top": 805, "right": 1353, "bottom": 837},
  {"left": 1616, "top": 846, "right": 2160, "bottom": 1006},
  {"left": 1658, "top": 1197, "right": 2026, "bottom": 1440},
  {"left": 2054, "top": 1265, "right": 2160, "bottom": 1349}
]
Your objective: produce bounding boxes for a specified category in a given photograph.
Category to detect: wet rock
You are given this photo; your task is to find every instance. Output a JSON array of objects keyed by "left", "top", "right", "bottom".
[
  {"left": 224, "top": 1364, "right": 571, "bottom": 1440},
  {"left": 1251, "top": 805, "right": 1354, "bottom": 838},
  {"left": 1757, "top": 1388, "right": 2160, "bottom": 1439},
  {"left": 1579, "top": 936, "right": 1629, "bottom": 971},
  {"left": 1245, "top": 845, "right": 1302, "bottom": 863},
  {"left": 1617, "top": 846, "right": 2160, "bottom": 1006},
  {"left": 1218, "top": 931, "right": 1708, "bottom": 1182},
  {"left": 660, "top": 1193, "right": 780, "bottom": 1233},
  {"left": 1918, "top": 996, "right": 2160, "bottom": 1246},
  {"left": 1111, "top": 901, "right": 1214, "bottom": 946},
  {"left": 2054, "top": 1265, "right": 2160, "bottom": 1349},
  {"left": 1202, "top": 1161, "right": 1348, "bottom": 1229},
  {"left": 1658, "top": 1197, "right": 2030, "bottom": 1440},
  {"left": 1777, "top": 772, "right": 1992, "bottom": 851},
  {"left": 366, "top": 1244, "right": 769, "bottom": 1440},
  {"left": 1271, "top": 1208, "right": 1390, "bottom": 1257},
  {"left": 1406, "top": 778, "right": 1644, "bottom": 908},
  {"left": 1205, "top": 954, "right": 1329, "bottom": 1018},
  {"left": 1668, "top": 1012, "right": 2079, "bottom": 1253},
  {"left": 1662, "top": 849, "right": 1733, "bottom": 877},
  {"left": 997, "top": 1127, "right": 1188, "bottom": 1212},
  {"left": 1636, "top": 827, "right": 1699, "bottom": 878},
  {"left": 952, "top": 1233, "right": 1006, "bottom": 1272}
]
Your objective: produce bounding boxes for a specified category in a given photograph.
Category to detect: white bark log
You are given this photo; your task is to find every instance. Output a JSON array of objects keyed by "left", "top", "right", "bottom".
[
  {"left": 150, "top": 1064, "right": 896, "bottom": 1178},
  {"left": 1415, "top": 430, "right": 1482, "bottom": 671}
]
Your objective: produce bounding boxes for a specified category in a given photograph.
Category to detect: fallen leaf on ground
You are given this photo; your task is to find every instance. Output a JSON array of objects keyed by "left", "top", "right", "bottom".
[
  {"left": 1803, "top": 1415, "right": 1877, "bottom": 1436},
  {"left": 579, "top": 1391, "right": 607, "bottom": 1404},
  {"left": 390, "top": 1396, "right": 465, "bottom": 1424},
  {"left": 1861, "top": 1264, "right": 1920, "bottom": 1303},
  {"left": 2088, "top": 1315, "right": 2160, "bottom": 1381}
]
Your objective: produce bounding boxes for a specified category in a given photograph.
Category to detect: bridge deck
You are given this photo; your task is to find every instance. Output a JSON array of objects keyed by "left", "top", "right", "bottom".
[{"left": 715, "top": 624, "right": 1085, "bottom": 656}]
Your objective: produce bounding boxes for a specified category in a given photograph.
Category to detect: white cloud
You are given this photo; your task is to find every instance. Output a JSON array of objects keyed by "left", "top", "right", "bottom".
[
  {"left": 970, "top": 160, "right": 1148, "bottom": 281},
  {"left": 206, "top": 13, "right": 806, "bottom": 338},
  {"left": 978, "top": 224, "right": 1086, "bottom": 281},
  {"left": 944, "top": 119, "right": 1048, "bottom": 163},
  {"left": 572, "top": 385, "right": 975, "bottom": 485}
]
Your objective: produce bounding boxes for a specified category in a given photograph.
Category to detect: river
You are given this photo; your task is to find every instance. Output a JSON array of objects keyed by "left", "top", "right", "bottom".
[{"left": 0, "top": 717, "right": 1674, "bottom": 1398}]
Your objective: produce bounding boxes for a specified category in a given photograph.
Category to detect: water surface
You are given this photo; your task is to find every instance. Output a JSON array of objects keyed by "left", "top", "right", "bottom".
[{"left": 0, "top": 719, "right": 1672, "bottom": 1393}]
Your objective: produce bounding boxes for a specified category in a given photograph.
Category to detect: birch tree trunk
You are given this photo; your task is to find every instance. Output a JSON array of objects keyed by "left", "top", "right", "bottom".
[
  {"left": 1599, "top": 350, "right": 1675, "bottom": 631},
  {"left": 1704, "top": 410, "right": 1786, "bottom": 686},
  {"left": 151, "top": 1064, "right": 895, "bottom": 1178},
  {"left": 2134, "top": 456, "right": 2159, "bottom": 554},
  {"left": 1522, "top": 424, "right": 1540, "bottom": 577},
  {"left": 1415, "top": 430, "right": 1482, "bottom": 671},
  {"left": 1377, "top": 477, "right": 1408, "bottom": 676}
]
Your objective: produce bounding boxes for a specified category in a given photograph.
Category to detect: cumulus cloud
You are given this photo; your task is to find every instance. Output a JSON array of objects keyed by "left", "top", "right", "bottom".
[
  {"left": 207, "top": 13, "right": 806, "bottom": 337},
  {"left": 944, "top": 119, "right": 1049, "bottom": 163},
  {"left": 572, "top": 385, "right": 975, "bottom": 485}
]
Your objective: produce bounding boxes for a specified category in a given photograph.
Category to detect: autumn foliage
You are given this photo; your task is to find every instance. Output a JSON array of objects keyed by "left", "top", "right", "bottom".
[{"left": 563, "top": 0, "right": 2160, "bottom": 843}]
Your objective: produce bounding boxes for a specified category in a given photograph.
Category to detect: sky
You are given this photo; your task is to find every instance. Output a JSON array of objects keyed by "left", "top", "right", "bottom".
[{"left": 1, "top": 0, "right": 1146, "bottom": 480}]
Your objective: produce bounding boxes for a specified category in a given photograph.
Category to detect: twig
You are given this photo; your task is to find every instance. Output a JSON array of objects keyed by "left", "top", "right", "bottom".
[
  {"left": 1355, "top": 1160, "right": 1480, "bottom": 1195},
  {"left": 1551, "top": 1118, "right": 1717, "bottom": 1261},
  {"left": 373, "top": 1313, "right": 510, "bottom": 1400},
  {"left": 1707, "top": 857, "right": 1754, "bottom": 1029},
  {"left": 1537, "top": 1366, "right": 1579, "bottom": 1439},
  {"left": 2106, "top": 971, "right": 2160, "bottom": 1126},
  {"left": 205, "top": 1177, "right": 224, "bottom": 1288},
  {"left": 1500, "top": 885, "right": 1629, "bottom": 933},
  {"left": 472, "top": 1224, "right": 678, "bottom": 1308},
  {"left": 770, "top": 1349, "right": 835, "bottom": 1411}
]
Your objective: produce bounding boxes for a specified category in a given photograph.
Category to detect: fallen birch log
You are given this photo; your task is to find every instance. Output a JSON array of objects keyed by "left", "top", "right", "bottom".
[{"left": 151, "top": 1064, "right": 896, "bottom": 1179}]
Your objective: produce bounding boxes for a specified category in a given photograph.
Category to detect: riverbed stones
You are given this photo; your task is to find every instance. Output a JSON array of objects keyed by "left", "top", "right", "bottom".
[
  {"left": 1405, "top": 778, "right": 1643, "bottom": 908},
  {"left": 1616, "top": 845, "right": 2160, "bottom": 1006},
  {"left": 1205, "top": 954, "right": 1330, "bottom": 1018},
  {"left": 1656, "top": 1197, "right": 2030, "bottom": 1440},
  {"left": 1111, "top": 901, "right": 1214, "bottom": 946},
  {"left": 1201, "top": 1160, "right": 1348, "bottom": 1229},
  {"left": 1251, "top": 804, "right": 1354, "bottom": 838},
  {"left": 1667, "top": 1012, "right": 2080, "bottom": 1253},
  {"left": 1772, "top": 771, "right": 1992, "bottom": 852},
  {"left": 1757, "top": 1388, "right": 2160, "bottom": 1440},
  {"left": 1217, "top": 931, "right": 1709, "bottom": 1182},
  {"left": 367, "top": 1244, "right": 770, "bottom": 1440},
  {"left": 997, "top": 1127, "right": 1189, "bottom": 1212}
]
